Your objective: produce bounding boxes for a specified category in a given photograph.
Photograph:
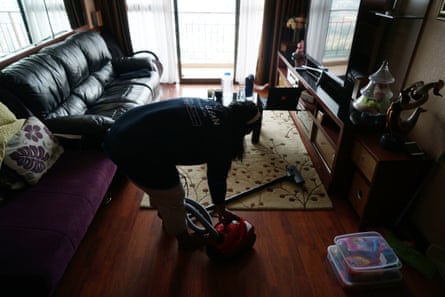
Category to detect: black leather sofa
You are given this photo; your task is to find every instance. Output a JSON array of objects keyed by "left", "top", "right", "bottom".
[{"left": 0, "top": 30, "right": 162, "bottom": 146}]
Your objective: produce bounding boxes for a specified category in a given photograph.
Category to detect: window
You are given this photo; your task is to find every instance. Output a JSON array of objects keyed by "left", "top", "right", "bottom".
[
  {"left": 306, "top": 0, "right": 359, "bottom": 64},
  {"left": 323, "top": 0, "right": 360, "bottom": 61},
  {"left": 0, "top": 0, "right": 71, "bottom": 59}
]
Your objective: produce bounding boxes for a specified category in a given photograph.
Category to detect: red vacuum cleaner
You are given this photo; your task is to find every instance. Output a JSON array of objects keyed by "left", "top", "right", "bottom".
[
  {"left": 185, "top": 197, "right": 256, "bottom": 260},
  {"left": 184, "top": 164, "right": 304, "bottom": 260}
]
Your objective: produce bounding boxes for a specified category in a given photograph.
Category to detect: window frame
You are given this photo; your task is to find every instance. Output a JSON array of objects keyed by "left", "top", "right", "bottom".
[
  {"left": 0, "top": 0, "right": 72, "bottom": 63},
  {"left": 0, "top": 25, "right": 88, "bottom": 69}
]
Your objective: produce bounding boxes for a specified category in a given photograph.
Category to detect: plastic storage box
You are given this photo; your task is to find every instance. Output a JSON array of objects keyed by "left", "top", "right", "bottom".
[{"left": 327, "top": 231, "right": 402, "bottom": 288}]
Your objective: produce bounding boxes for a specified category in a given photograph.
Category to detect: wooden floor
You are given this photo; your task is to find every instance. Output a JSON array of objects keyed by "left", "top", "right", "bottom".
[{"left": 53, "top": 84, "right": 444, "bottom": 297}]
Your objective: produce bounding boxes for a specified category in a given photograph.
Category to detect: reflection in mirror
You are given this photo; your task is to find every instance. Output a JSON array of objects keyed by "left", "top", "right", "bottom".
[{"left": 305, "top": 0, "right": 360, "bottom": 81}]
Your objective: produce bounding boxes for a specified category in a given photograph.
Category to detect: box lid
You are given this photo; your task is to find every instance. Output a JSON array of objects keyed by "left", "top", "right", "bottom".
[
  {"left": 327, "top": 245, "right": 402, "bottom": 288},
  {"left": 334, "top": 231, "right": 401, "bottom": 271}
]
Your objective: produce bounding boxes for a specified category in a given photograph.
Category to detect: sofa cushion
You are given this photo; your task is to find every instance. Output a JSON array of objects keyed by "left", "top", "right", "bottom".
[
  {"left": 45, "top": 94, "right": 88, "bottom": 118},
  {"left": 90, "top": 63, "right": 114, "bottom": 86},
  {"left": 111, "top": 74, "right": 160, "bottom": 101},
  {"left": 66, "top": 31, "right": 112, "bottom": 73},
  {"left": 91, "top": 83, "right": 152, "bottom": 119},
  {"left": 3, "top": 116, "right": 64, "bottom": 185},
  {"left": 0, "top": 53, "right": 71, "bottom": 119},
  {"left": 40, "top": 41, "right": 90, "bottom": 88},
  {"left": 72, "top": 75, "right": 104, "bottom": 105}
]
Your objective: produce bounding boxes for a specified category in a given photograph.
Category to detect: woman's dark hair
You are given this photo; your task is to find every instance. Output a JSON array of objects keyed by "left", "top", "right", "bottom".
[
  {"left": 227, "top": 101, "right": 260, "bottom": 161},
  {"left": 228, "top": 101, "right": 259, "bottom": 127}
]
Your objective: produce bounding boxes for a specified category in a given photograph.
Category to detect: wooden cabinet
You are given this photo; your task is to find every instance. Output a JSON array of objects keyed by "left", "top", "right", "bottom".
[
  {"left": 276, "top": 52, "right": 354, "bottom": 195},
  {"left": 349, "top": 134, "right": 432, "bottom": 229},
  {"left": 276, "top": 52, "right": 432, "bottom": 229},
  {"left": 274, "top": 0, "right": 432, "bottom": 227}
]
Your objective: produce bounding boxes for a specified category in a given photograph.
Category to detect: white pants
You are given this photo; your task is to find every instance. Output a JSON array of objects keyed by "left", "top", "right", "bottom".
[{"left": 140, "top": 183, "right": 187, "bottom": 236}]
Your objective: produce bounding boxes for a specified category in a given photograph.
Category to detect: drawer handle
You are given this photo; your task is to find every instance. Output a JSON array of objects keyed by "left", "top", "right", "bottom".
[{"left": 356, "top": 189, "right": 363, "bottom": 200}]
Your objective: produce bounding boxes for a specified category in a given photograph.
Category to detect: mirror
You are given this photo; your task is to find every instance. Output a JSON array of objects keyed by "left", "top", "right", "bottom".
[{"left": 304, "top": 0, "right": 361, "bottom": 85}]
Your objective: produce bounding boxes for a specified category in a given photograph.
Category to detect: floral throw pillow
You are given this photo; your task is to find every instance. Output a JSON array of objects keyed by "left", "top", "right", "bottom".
[{"left": 3, "top": 116, "right": 64, "bottom": 185}]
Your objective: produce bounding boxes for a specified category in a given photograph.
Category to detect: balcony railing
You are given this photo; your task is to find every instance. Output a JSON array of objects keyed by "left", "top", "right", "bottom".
[
  {"left": 126, "top": 4, "right": 236, "bottom": 79},
  {"left": 0, "top": 11, "right": 29, "bottom": 57},
  {"left": 323, "top": 8, "right": 358, "bottom": 61},
  {"left": 177, "top": 11, "right": 235, "bottom": 65},
  {"left": 177, "top": 11, "right": 235, "bottom": 78}
]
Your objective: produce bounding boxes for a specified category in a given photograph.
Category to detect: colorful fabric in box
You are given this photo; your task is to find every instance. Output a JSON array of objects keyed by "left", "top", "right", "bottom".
[{"left": 3, "top": 116, "right": 64, "bottom": 185}]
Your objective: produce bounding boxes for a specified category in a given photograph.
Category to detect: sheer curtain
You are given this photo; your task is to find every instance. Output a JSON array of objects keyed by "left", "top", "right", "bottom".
[
  {"left": 305, "top": 0, "right": 331, "bottom": 62},
  {"left": 235, "top": 0, "right": 264, "bottom": 83},
  {"left": 126, "top": 0, "right": 178, "bottom": 83}
]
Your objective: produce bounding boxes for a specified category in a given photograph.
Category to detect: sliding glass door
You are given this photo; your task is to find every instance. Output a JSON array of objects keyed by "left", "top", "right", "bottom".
[
  {"left": 174, "top": 0, "right": 236, "bottom": 82},
  {"left": 126, "top": 0, "right": 263, "bottom": 84}
]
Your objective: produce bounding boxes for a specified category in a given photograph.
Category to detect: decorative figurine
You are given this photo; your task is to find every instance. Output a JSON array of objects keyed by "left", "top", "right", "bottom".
[
  {"left": 291, "top": 40, "right": 305, "bottom": 67},
  {"left": 379, "top": 79, "right": 444, "bottom": 151},
  {"left": 350, "top": 61, "right": 395, "bottom": 127}
]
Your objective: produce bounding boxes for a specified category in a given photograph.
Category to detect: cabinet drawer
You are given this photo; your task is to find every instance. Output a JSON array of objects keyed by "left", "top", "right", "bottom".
[
  {"left": 352, "top": 141, "right": 377, "bottom": 182},
  {"left": 348, "top": 171, "right": 370, "bottom": 218},
  {"left": 313, "top": 127, "right": 335, "bottom": 169}
]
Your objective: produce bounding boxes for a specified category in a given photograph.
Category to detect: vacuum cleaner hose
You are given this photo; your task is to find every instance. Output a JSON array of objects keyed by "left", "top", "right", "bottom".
[{"left": 185, "top": 198, "right": 223, "bottom": 242}]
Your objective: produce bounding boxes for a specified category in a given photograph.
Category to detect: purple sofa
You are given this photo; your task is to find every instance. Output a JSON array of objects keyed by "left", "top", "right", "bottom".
[
  {"left": 0, "top": 148, "right": 117, "bottom": 296},
  {"left": 0, "top": 28, "right": 161, "bottom": 297}
]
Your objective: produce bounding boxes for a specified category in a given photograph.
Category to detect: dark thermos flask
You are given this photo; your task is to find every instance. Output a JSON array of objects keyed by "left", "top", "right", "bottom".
[{"left": 245, "top": 74, "right": 254, "bottom": 98}]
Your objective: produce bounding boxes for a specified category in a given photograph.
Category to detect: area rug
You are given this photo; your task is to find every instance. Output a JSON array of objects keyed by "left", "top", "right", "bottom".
[{"left": 140, "top": 110, "right": 332, "bottom": 210}]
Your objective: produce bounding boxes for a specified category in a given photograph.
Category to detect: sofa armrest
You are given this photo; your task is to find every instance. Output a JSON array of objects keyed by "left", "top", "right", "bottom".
[
  {"left": 102, "top": 32, "right": 163, "bottom": 79},
  {"left": 112, "top": 50, "right": 163, "bottom": 80},
  {"left": 133, "top": 50, "right": 163, "bottom": 77},
  {"left": 44, "top": 114, "right": 114, "bottom": 136},
  {"left": 112, "top": 56, "right": 153, "bottom": 74}
]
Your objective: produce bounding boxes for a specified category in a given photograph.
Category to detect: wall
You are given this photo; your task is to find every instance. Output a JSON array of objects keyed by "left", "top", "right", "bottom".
[{"left": 405, "top": 0, "right": 445, "bottom": 248}]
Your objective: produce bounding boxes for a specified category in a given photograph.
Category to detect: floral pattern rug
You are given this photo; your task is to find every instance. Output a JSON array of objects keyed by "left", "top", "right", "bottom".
[{"left": 141, "top": 111, "right": 332, "bottom": 210}]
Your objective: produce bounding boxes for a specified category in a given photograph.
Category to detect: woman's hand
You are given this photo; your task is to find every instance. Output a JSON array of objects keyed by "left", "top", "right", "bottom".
[{"left": 215, "top": 204, "right": 240, "bottom": 224}]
